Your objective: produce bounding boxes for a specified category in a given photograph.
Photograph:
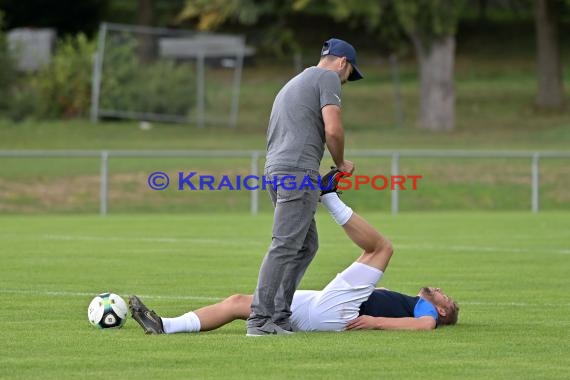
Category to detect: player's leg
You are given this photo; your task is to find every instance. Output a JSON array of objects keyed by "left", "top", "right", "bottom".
[
  {"left": 163, "top": 294, "right": 253, "bottom": 333},
  {"left": 321, "top": 193, "right": 393, "bottom": 272},
  {"left": 129, "top": 294, "right": 252, "bottom": 334},
  {"left": 343, "top": 212, "right": 393, "bottom": 272},
  {"left": 190, "top": 294, "right": 252, "bottom": 331},
  {"left": 272, "top": 217, "right": 318, "bottom": 330},
  {"left": 304, "top": 195, "right": 393, "bottom": 331},
  {"left": 247, "top": 169, "right": 320, "bottom": 335}
]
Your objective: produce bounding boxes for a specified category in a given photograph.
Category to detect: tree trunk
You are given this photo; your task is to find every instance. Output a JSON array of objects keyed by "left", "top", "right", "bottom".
[
  {"left": 412, "top": 35, "right": 456, "bottom": 131},
  {"left": 535, "top": 0, "right": 564, "bottom": 108},
  {"left": 137, "top": 0, "right": 155, "bottom": 63},
  {"left": 478, "top": 0, "right": 488, "bottom": 24}
]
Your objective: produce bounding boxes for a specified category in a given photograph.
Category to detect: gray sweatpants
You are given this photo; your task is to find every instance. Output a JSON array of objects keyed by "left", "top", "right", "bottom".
[{"left": 247, "top": 167, "right": 321, "bottom": 329}]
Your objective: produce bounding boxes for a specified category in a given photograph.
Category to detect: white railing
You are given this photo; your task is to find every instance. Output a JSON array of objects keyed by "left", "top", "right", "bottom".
[{"left": 1, "top": 150, "right": 569, "bottom": 215}]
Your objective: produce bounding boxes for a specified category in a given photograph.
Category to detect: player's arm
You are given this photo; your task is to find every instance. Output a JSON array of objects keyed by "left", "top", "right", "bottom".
[
  {"left": 346, "top": 315, "right": 436, "bottom": 331},
  {"left": 322, "top": 105, "right": 353, "bottom": 174}
]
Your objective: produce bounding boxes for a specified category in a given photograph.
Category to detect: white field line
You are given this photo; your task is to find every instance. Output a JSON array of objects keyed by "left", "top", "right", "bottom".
[
  {"left": 396, "top": 243, "right": 570, "bottom": 255},
  {"left": 0, "top": 234, "right": 263, "bottom": 247},
  {"left": 0, "top": 234, "right": 568, "bottom": 255},
  {"left": 40, "top": 234, "right": 254, "bottom": 245},
  {"left": 0, "top": 289, "right": 222, "bottom": 302},
  {"left": 1, "top": 289, "right": 569, "bottom": 308}
]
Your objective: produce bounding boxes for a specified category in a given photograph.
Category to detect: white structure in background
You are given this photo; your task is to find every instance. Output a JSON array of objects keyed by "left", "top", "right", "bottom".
[
  {"left": 7, "top": 28, "right": 56, "bottom": 72},
  {"left": 159, "top": 34, "right": 255, "bottom": 67}
]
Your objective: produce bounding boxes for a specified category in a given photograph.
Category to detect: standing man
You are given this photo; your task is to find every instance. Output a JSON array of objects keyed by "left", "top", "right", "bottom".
[{"left": 246, "top": 38, "right": 363, "bottom": 336}]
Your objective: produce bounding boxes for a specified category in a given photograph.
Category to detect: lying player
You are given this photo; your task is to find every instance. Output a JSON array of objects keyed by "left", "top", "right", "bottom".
[{"left": 129, "top": 192, "right": 459, "bottom": 334}]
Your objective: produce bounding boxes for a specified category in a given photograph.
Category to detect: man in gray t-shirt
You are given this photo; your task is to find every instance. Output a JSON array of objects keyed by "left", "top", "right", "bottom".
[{"left": 247, "top": 38, "right": 363, "bottom": 336}]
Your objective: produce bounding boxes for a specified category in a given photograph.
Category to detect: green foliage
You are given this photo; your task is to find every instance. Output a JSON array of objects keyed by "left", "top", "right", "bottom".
[
  {"left": 1, "top": 33, "right": 96, "bottom": 121},
  {"left": 1, "top": 84, "right": 43, "bottom": 122},
  {"left": 99, "top": 33, "right": 196, "bottom": 116},
  {"left": 0, "top": 11, "right": 42, "bottom": 122},
  {"left": 327, "top": 0, "right": 383, "bottom": 29},
  {"left": 31, "top": 33, "right": 96, "bottom": 118},
  {"left": 177, "top": 0, "right": 258, "bottom": 30},
  {"left": 322, "top": 0, "right": 465, "bottom": 51},
  {"left": 105, "top": 0, "right": 187, "bottom": 27},
  {"left": 0, "top": 11, "right": 16, "bottom": 111},
  {"left": 177, "top": 0, "right": 305, "bottom": 55},
  {"left": 2, "top": 30, "right": 197, "bottom": 121},
  {"left": 324, "top": 0, "right": 408, "bottom": 53},
  {"left": 177, "top": 0, "right": 466, "bottom": 55},
  {"left": 394, "top": 0, "right": 465, "bottom": 41}
]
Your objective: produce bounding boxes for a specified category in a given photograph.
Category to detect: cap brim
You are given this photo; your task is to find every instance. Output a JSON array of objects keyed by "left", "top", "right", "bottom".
[{"left": 348, "top": 65, "right": 363, "bottom": 81}]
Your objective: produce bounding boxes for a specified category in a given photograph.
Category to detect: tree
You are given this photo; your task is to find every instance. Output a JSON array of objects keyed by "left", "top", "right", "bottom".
[
  {"left": 325, "top": 0, "right": 406, "bottom": 54},
  {"left": 328, "top": 0, "right": 462, "bottom": 131},
  {"left": 178, "top": 0, "right": 463, "bottom": 130},
  {"left": 0, "top": 11, "right": 15, "bottom": 111},
  {"left": 534, "top": 0, "right": 564, "bottom": 109},
  {"left": 176, "top": 0, "right": 303, "bottom": 55},
  {"left": 394, "top": 1, "right": 463, "bottom": 131},
  {"left": 137, "top": 0, "right": 156, "bottom": 62}
]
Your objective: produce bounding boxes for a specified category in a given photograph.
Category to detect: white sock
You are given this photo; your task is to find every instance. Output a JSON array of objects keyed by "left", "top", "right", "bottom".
[
  {"left": 321, "top": 193, "right": 353, "bottom": 226},
  {"left": 162, "top": 311, "right": 201, "bottom": 334}
]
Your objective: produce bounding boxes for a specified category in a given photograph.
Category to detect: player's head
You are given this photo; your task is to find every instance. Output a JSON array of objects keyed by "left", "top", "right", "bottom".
[
  {"left": 420, "top": 286, "right": 459, "bottom": 326},
  {"left": 319, "top": 38, "right": 363, "bottom": 84}
]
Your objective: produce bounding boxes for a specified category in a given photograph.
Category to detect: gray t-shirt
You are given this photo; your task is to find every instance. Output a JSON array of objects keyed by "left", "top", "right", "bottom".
[{"left": 265, "top": 67, "right": 342, "bottom": 172}]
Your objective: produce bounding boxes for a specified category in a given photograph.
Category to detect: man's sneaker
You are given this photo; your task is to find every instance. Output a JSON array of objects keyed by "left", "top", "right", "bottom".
[
  {"left": 246, "top": 320, "right": 294, "bottom": 337},
  {"left": 128, "top": 295, "right": 165, "bottom": 334},
  {"left": 320, "top": 167, "right": 345, "bottom": 195}
]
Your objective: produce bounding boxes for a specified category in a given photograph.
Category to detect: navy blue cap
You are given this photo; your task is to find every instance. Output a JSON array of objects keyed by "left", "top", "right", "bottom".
[{"left": 320, "top": 38, "right": 363, "bottom": 81}]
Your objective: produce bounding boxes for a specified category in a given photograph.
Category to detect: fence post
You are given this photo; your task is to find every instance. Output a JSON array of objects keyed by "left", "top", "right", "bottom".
[
  {"left": 90, "top": 23, "right": 107, "bottom": 123},
  {"left": 391, "top": 152, "right": 400, "bottom": 214},
  {"left": 389, "top": 54, "right": 403, "bottom": 128},
  {"left": 229, "top": 48, "right": 244, "bottom": 128},
  {"left": 250, "top": 151, "right": 259, "bottom": 215},
  {"left": 100, "top": 151, "right": 109, "bottom": 216},
  {"left": 531, "top": 153, "right": 540, "bottom": 213},
  {"left": 196, "top": 52, "right": 206, "bottom": 128}
]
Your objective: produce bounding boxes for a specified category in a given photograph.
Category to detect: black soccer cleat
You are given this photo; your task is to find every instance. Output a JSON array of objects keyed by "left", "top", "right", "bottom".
[
  {"left": 128, "top": 295, "right": 165, "bottom": 334},
  {"left": 320, "top": 167, "right": 345, "bottom": 195}
]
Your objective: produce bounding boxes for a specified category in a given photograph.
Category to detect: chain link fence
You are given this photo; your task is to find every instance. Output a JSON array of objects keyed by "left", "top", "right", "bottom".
[
  {"left": 1, "top": 150, "right": 569, "bottom": 215},
  {"left": 91, "top": 23, "right": 251, "bottom": 128}
]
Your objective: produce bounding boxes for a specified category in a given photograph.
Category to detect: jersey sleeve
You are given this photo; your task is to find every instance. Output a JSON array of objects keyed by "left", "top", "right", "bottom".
[
  {"left": 318, "top": 70, "right": 342, "bottom": 109},
  {"left": 414, "top": 298, "right": 438, "bottom": 320}
]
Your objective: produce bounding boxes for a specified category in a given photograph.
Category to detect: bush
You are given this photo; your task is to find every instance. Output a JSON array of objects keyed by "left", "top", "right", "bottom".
[
  {"left": 2, "top": 30, "right": 197, "bottom": 122},
  {"left": 99, "top": 33, "right": 196, "bottom": 117},
  {"left": 0, "top": 32, "right": 95, "bottom": 121},
  {"left": 32, "top": 33, "right": 96, "bottom": 118},
  {"left": 0, "top": 11, "right": 17, "bottom": 113}
]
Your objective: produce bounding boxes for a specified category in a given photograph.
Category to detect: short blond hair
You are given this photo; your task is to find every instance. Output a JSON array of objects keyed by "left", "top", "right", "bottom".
[{"left": 439, "top": 298, "right": 459, "bottom": 326}]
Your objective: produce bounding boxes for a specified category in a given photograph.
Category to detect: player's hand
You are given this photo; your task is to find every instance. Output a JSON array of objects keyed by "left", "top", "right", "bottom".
[
  {"left": 337, "top": 160, "right": 354, "bottom": 175},
  {"left": 346, "top": 315, "right": 379, "bottom": 330}
]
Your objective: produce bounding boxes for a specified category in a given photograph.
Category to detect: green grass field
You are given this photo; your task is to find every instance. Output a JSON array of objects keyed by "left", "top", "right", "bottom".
[
  {"left": 1, "top": 44, "right": 569, "bottom": 379},
  {"left": 1, "top": 212, "right": 569, "bottom": 379}
]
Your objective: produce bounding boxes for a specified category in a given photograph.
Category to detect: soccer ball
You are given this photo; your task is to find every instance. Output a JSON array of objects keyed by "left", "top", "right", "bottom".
[{"left": 87, "top": 292, "right": 128, "bottom": 328}]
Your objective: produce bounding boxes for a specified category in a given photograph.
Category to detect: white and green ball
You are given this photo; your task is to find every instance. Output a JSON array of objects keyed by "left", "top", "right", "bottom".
[{"left": 87, "top": 293, "right": 128, "bottom": 328}]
